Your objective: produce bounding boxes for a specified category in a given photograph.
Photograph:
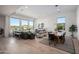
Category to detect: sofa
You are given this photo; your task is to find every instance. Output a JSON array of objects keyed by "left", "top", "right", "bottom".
[
  {"left": 20, "top": 31, "right": 35, "bottom": 39},
  {"left": 0, "top": 28, "right": 4, "bottom": 37},
  {"left": 35, "top": 29, "right": 47, "bottom": 38},
  {"left": 13, "top": 31, "right": 35, "bottom": 39}
]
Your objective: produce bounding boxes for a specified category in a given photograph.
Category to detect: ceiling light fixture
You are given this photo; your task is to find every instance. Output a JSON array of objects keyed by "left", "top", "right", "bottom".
[
  {"left": 25, "top": 6, "right": 28, "bottom": 8},
  {"left": 57, "top": 8, "right": 60, "bottom": 12}
]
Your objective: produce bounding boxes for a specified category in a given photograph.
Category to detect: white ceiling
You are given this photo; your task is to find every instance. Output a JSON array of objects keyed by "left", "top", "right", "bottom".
[
  {"left": 0, "top": 5, "right": 77, "bottom": 19},
  {"left": 0, "top": 5, "right": 21, "bottom": 16}
]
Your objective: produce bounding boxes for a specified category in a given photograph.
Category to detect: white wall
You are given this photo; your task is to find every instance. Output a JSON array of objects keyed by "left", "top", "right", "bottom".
[
  {"left": 0, "top": 15, "right": 5, "bottom": 36},
  {"left": 0, "top": 16, "right": 5, "bottom": 29},
  {"left": 34, "top": 17, "right": 56, "bottom": 32},
  {"left": 4, "top": 16, "right": 10, "bottom": 38},
  {"left": 77, "top": 6, "right": 79, "bottom": 40},
  {"left": 0, "top": 15, "right": 10, "bottom": 38},
  {"left": 35, "top": 11, "right": 77, "bottom": 37}
]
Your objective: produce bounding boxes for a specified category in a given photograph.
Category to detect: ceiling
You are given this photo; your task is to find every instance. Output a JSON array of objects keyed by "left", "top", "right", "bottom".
[
  {"left": 0, "top": 5, "right": 77, "bottom": 19},
  {"left": 0, "top": 5, "right": 21, "bottom": 16}
]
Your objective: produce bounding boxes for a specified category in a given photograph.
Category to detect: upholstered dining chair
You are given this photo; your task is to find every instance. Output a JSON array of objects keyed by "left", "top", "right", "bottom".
[
  {"left": 59, "top": 32, "right": 66, "bottom": 44},
  {"left": 48, "top": 33, "right": 59, "bottom": 46}
]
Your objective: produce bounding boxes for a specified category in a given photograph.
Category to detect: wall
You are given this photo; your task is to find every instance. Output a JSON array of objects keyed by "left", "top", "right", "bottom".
[
  {"left": 0, "top": 15, "right": 11, "bottom": 38},
  {"left": 0, "top": 15, "right": 5, "bottom": 36},
  {"left": 0, "top": 15, "right": 5, "bottom": 29},
  {"left": 77, "top": 6, "right": 79, "bottom": 40},
  {"left": 4, "top": 16, "right": 10, "bottom": 37},
  {"left": 35, "top": 11, "right": 77, "bottom": 37},
  {"left": 34, "top": 17, "right": 56, "bottom": 32}
]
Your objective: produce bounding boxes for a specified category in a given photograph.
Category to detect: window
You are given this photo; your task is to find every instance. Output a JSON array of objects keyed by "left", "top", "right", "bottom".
[
  {"left": 57, "top": 17, "right": 65, "bottom": 30},
  {"left": 21, "top": 20, "right": 28, "bottom": 31},
  {"left": 10, "top": 18, "right": 34, "bottom": 32},
  {"left": 29, "top": 20, "right": 33, "bottom": 30},
  {"left": 10, "top": 18, "right": 20, "bottom": 32}
]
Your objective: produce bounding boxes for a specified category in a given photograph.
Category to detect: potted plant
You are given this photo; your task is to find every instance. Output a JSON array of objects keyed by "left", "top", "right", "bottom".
[{"left": 69, "top": 25, "right": 77, "bottom": 37}]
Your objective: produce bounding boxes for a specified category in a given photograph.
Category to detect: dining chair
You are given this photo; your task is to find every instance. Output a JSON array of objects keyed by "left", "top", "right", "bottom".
[
  {"left": 48, "top": 33, "right": 59, "bottom": 46},
  {"left": 59, "top": 32, "right": 66, "bottom": 44}
]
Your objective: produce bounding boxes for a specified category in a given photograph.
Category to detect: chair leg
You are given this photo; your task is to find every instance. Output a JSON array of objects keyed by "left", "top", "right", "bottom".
[
  {"left": 49, "top": 40, "right": 50, "bottom": 45},
  {"left": 62, "top": 38, "right": 65, "bottom": 44},
  {"left": 49, "top": 40, "right": 52, "bottom": 45},
  {"left": 54, "top": 40, "right": 57, "bottom": 46},
  {"left": 49, "top": 42, "right": 50, "bottom": 45},
  {"left": 54, "top": 42, "right": 56, "bottom": 46}
]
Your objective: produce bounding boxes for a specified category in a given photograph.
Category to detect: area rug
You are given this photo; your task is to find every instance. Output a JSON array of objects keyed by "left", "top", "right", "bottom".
[{"left": 39, "top": 37, "right": 75, "bottom": 54}]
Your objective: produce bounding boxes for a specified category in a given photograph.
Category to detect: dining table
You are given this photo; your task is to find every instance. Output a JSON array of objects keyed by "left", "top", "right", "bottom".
[{"left": 49, "top": 31, "right": 65, "bottom": 44}]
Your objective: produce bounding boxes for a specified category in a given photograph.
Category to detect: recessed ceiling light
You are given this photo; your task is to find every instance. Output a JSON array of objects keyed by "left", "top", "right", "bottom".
[
  {"left": 57, "top": 8, "right": 60, "bottom": 12},
  {"left": 55, "top": 5, "right": 61, "bottom": 12},
  {"left": 25, "top": 6, "right": 28, "bottom": 8}
]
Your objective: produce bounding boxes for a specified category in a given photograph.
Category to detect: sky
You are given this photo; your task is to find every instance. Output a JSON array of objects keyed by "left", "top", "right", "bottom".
[{"left": 10, "top": 18, "right": 20, "bottom": 26}]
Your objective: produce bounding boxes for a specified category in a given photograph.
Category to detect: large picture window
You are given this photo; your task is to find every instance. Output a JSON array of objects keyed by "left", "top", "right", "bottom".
[{"left": 10, "top": 17, "right": 34, "bottom": 32}]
